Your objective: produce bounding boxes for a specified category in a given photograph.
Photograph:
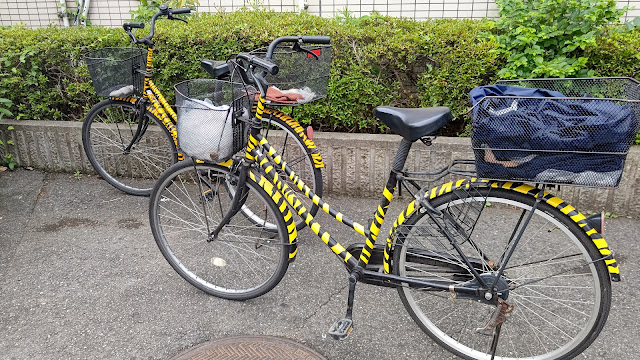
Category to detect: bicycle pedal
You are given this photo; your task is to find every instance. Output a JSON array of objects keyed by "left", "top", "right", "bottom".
[{"left": 328, "top": 318, "right": 353, "bottom": 341}]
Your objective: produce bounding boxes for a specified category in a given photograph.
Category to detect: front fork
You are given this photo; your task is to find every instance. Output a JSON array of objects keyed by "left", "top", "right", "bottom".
[
  {"left": 123, "top": 98, "right": 150, "bottom": 154},
  {"left": 207, "top": 159, "right": 252, "bottom": 241}
]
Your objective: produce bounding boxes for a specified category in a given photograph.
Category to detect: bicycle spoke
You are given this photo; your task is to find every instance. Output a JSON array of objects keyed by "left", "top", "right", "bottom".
[
  {"left": 150, "top": 161, "right": 289, "bottom": 299},
  {"left": 84, "top": 100, "right": 175, "bottom": 194},
  {"left": 395, "top": 188, "right": 608, "bottom": 359}
]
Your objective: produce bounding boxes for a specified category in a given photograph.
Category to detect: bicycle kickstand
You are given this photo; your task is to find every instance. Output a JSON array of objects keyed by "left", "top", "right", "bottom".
[
  {"left": 474, "top": 298, "right": 514, "bottom": 359},
  {"left": 328, "top": 271, "right": 358, "bottom": 340}
]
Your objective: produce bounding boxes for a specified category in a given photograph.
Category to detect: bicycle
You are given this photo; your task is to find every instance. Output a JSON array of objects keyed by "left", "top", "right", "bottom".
[
  {"left": 148, "top": 44, "right": 635, "bottom": 359},
  {"left": 81, "top": 6, "right": 324, "bottom": 229}
]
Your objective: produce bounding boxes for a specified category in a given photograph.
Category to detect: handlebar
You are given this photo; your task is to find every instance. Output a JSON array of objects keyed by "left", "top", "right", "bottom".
[
  {"left": 123, "top": 5, "right": 191, "bottom": 47},
  {"left": 265, "top": 36, "right": 331, "bottom": 59},
  {"left": 170, "top": 7, "right": 192, "bottom": 14},
  {"left": 123, "top": 22, "right": 145, "bottom": 30},
  {"left": 235, "top": 53, "right": 279, "bottom": 75},
  {"left": 226, "top": 36, "right": 331, "bottom": 94}
]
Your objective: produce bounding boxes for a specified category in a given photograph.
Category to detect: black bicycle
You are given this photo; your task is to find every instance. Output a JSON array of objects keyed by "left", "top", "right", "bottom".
[
  {"left": 82, "top": 6, "right": 325, "bottom": 231},
  {"left": 149, "top": 37, "right": 636, "bottom": 359}
]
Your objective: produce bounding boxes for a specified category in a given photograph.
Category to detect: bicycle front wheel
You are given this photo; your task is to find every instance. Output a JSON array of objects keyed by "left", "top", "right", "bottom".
[
  {"left": 149, "top": 159, "right": 290, "bottom": 300},
  {"left": 393, "top": 186, "right": 611, "bottom": 360},
  {"left": 82, "top": 99, "right": 177, "bottom": 196}
]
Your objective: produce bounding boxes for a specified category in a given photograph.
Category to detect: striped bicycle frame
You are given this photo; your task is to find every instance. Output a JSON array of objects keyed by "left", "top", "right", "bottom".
[
  {"left": 111, "top": 48, "right": 324, "bottom": 167},
  {"left": 246, "top": 95, "right": 408, "bottom": 273},
  {"left": 244, "top": 95, "right": 621, "bottom": 286}
]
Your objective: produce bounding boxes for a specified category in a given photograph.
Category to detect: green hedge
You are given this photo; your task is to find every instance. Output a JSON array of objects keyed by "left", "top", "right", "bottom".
[{"left": 1, "top": 10, "right": 640, "bottom": 137}]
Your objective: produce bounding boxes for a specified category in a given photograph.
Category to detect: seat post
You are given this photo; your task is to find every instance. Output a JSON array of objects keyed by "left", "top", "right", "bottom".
[{"left": 391, "top": 138, "right": 413, "bottom": 173}]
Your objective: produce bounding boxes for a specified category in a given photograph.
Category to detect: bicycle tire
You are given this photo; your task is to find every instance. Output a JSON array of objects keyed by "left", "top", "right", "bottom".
[
  {"left": 393, "top": 186, "right": 611, "bottom": 360},
  {"left": 149, "top": 159, "right": 290, "bottom": 300},
  {"left": 239, "top": 109, "right": 323, "bottom": 231},
  {"left": 82, "top": 99, "right": 178, "bottom": 196}
]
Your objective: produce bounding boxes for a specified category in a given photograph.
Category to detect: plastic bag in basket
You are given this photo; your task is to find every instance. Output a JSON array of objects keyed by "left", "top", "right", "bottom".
[{"left": 177, "top": 98, "right": 233, "bottom": 162}]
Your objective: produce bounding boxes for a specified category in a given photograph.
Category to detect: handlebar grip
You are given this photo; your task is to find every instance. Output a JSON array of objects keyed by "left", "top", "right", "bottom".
[
  {"left": 236, "top": 53, "right": 279, "bottom": 75},
  {"left": 301, "top": 36, "right": 331, "bottom": 44},
  {"left": 170, "top": 7, "right": 192, "bottom": 14},
  {"left": 123, "top": 22, "right": 145, "bottom": 29}
]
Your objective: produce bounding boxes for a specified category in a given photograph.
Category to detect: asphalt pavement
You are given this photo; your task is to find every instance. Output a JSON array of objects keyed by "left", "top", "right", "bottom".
[{"left": 1, "top": 168, "right": 639, "bottom": 360}]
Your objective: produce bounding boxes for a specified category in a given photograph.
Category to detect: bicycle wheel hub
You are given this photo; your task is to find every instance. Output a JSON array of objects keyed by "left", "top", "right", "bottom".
[{"left": 459, "top": 273, "right": 510, "bottom": 304}]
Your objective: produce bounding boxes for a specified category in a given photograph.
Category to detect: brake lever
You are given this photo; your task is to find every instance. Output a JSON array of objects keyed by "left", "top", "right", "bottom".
[
  {"left": 122, "top": 24, "right": 136, "bottom": 43},
  {"left": 168, "top": 15, "right": 188, "bottom": 24},
  {"left": 292, "top": 41, "right": 319, "bottom": 60}
]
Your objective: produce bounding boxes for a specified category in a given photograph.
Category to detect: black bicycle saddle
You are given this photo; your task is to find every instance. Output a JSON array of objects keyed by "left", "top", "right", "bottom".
[{"left": 374, "top": 106, "right": 452, "bottom": 142}]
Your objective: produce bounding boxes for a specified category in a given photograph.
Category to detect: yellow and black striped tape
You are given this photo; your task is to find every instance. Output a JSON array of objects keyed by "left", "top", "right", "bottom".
[
  {"left": 262, "top": 108, "right": 324, "bottom": 168},
  {"left": 148, "top": 81, "right": 177, "bottom": 121},
  {"left": 250, "top": 140, "right": 356, "bottom": 266},
  {"left": 384, "top": 179, "right": 620, "bottom": 280},
  {"left": 248, "top": 170, "right": 298, "bottom": 261}
]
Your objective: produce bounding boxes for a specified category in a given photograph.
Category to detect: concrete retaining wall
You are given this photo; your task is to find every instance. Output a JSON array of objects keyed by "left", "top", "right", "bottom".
[{"left": 2, "top": 119, "right": 639, "bottom": 217}]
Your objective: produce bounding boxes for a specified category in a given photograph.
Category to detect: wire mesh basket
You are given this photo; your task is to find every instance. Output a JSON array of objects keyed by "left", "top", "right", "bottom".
[
  {"left": 85, "top": 47, "right": 146, "bottom": 97},
  {"left": 470, "top": 77, "right": 640, "bottom": 188},
  {"left": 175, "top": 79, "right": 255, "bottom": 162},
  {"left": 249, "top": 44, "right": 332, "bottom": 106}
]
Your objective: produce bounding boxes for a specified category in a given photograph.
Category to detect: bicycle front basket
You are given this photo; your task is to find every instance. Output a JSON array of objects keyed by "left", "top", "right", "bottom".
[
  {"left": 84, "top": 47, "right": 146, "bottom": 98},
  {"left": 249, "top": 44, "right": 332, "bottom": 106},
  {"left": 175, "top": 79, "right": 255, "bottom": 163}
]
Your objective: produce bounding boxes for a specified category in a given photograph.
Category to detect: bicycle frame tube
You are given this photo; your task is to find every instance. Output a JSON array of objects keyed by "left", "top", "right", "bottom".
[
  {"left": 245, "top": 133, "right": 489, "bottom": 296},
  {"left": 247, "top": 113, "right": 384, "bottom": 265},
  {"left": 245, "top": 97, "right": 360, "bottom": 268},
  {"left": 142, "top": 48, "right": 177, "bottom": 124},
  {"left": 245, "top": 110, "right": 401, "bottom": 270}
]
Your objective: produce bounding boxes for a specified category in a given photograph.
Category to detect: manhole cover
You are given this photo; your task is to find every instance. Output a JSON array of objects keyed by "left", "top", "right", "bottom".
[{"left": 169, "top": 335, "right": 327, "bottom": 360}]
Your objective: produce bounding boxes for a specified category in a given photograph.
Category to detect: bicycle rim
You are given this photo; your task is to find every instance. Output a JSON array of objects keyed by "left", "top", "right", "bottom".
[
  {"left": 82, "top": 99, "right": 177, "bottom": 196},
  {"left": 149, "top": 160, "right": 289, "bottom": 300},
  {"left": 393, "top": 187, "right": 611, "bottom": 360}
]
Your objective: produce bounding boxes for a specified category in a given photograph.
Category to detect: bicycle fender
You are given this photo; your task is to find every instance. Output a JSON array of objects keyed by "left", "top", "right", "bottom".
[
  {"left": 262, "top": 108, "right": 324, "bottom": 168},
  {"left": 385, "top": 178, "right": 620, "bottom": 282},
  {"left": 109, "top": 96, "right": 137, "bottom": 104},
  {"left": 249, "top": 171, "right": 299, "bottom": 262}
]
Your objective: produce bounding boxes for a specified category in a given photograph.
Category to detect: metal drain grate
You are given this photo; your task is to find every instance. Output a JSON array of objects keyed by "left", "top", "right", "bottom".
[{"left": 169, "top": 335, "right": 327, "bottom": 360}]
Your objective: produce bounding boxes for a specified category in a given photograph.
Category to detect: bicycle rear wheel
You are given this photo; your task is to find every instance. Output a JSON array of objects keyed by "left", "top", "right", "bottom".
[
  {"left": 149, "top": 159, "right": 290, "bottom": 300},
  {"left": 82, "top": 99, "right": 177, "bottom": 196},
  {"left": 393, "top": 186, "right": 611, "bottom": 360}
]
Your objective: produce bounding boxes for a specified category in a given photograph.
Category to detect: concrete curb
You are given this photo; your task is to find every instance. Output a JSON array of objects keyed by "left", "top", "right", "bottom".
[{"left": 1, "top": 119, "right": 639, "bottom": 217}]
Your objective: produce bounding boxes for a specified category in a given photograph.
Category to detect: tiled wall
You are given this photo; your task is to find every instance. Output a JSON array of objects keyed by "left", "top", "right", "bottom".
[
  {"left": 308, "top": 0, "right": 499, "bottom": 19},
  {"left": 0, "top": 0, "right": 136, "bottom": 27},
  {"left": 85, "top": 0, "right": 138, "bottom": 27},
  {"left": 0, "top": 0, "right": 60, "bottom": 27},
  {"left": 2, "top": 0, "right": 640, "bottom": 27},
  {"left": 2, "top": 118, "right": 640, "bottom": 217},
  {"left": 194, "top": 0, "right": 499, "bottom": 19}
]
